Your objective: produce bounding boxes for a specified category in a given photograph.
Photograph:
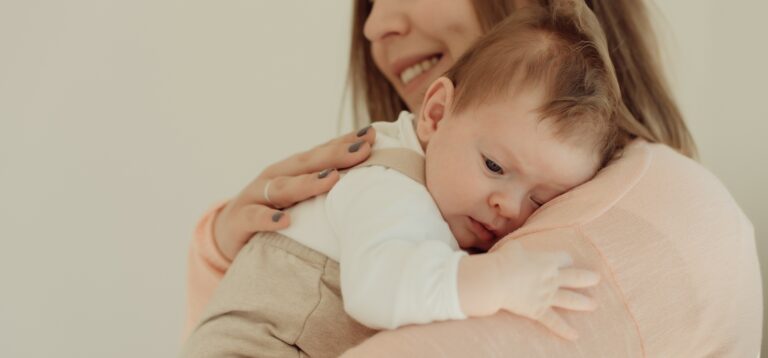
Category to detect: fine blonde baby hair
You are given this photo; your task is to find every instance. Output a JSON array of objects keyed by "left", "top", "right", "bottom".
[{"left": 444, "top": 0, "right": 631, "bottom": 166}]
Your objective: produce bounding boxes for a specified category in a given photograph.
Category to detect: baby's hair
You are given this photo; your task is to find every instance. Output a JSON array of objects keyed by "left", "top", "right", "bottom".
[{"left": 444, "top": 0, "right": 630, "bottom": 166}]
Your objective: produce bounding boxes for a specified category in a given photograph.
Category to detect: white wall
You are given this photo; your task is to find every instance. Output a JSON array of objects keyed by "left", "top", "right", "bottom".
[{"left": 0, "top": 1, "right": 764, "bottom": 357}]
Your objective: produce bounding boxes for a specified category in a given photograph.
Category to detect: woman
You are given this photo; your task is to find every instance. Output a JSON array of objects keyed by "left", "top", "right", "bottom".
[{"left": 185, "top": 0, "right": 761, "bottom": 356}]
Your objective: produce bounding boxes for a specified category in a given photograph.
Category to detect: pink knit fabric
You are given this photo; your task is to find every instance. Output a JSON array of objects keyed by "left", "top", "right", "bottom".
[
  {"left": 184, "top": 200, "right": 229, "bottom": 338},
  {"left": 184, "top": 140, "right": 762, "bottom": 357}
]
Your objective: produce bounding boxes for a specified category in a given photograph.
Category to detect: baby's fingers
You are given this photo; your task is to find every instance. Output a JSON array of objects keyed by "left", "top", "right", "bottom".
[
  {"left": 544, "top": 251, "right": 573, "bottom": 269},
  {"left": 551, "top": 289, "right": 597, "bottom": 311},
  {"left": 536, "top": 309, "right": 579, "bottom": 341},
  {"left": 557, "top": 268, "right": 601, "bottom": 288}
]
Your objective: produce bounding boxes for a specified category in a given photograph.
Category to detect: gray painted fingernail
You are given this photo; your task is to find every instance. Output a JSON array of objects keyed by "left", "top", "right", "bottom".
[
  {"left": 348, "top": 140, "right": 365, "bottom": 153},
  {"left": 272, "top": 212, "right": 284, "bottom": 222},
  {"left": 356, "top": 125, "right": 371, "bottom": 137},
  {"left": 318, "top": 168, "right": 333, "bottom": 179}
]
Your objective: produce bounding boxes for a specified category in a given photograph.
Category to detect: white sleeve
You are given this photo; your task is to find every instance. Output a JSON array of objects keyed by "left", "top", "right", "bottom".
[{"left": 326, "top": 166, "right": 468, "bottom": 330}]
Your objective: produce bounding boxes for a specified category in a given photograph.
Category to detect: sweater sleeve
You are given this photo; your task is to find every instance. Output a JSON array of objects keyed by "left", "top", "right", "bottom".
[
  {"left": 183, "top": 200, "right": 231, "bottom": 339},
  {"left": 326, "top": 167, "right": 467, "bottom": 330}
]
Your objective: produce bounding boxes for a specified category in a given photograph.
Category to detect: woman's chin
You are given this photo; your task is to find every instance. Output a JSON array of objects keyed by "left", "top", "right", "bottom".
[{"left": 399, "top": 88, "right": 428, "bottom": 114}]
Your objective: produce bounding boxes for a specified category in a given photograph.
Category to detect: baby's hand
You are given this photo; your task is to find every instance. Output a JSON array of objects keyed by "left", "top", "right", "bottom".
[{"left": 492, "top": 241, "right": 600, "bottom": 340}]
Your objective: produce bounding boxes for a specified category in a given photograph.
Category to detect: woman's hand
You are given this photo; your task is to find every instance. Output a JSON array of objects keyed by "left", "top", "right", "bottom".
[{"left": 213, "top": 126, "right": 376, "bottom": 261}]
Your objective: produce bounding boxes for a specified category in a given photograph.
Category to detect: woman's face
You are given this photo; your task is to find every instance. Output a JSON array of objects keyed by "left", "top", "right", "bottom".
[{"left": 364, "top": 0, "right": 484, "bottom": 113}]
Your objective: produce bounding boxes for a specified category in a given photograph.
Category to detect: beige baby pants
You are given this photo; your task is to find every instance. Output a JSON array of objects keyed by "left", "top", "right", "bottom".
[
  {"left": 182, "top": 232, "right": 377, "bottom": 358},
  {"left": 181, "top": 148, "right": 425, "bottom": 358}
]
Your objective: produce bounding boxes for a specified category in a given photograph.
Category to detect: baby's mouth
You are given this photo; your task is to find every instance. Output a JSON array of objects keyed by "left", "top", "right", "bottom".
[{"left": 468, "top": 216, "right": 496, "bottom": 243}]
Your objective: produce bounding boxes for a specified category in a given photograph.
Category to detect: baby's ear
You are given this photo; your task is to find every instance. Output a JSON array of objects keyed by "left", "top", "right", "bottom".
[{"left": 417, "top": 77, "right": 455, "bottom": 142}]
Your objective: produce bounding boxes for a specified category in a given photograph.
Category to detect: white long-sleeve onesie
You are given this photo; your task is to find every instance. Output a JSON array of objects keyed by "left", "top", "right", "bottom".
[{"left": 278, "top": 111, "right": 467, "bottom": 330}]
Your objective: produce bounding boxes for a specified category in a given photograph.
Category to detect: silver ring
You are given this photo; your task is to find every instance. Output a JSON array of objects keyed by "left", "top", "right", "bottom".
[{"left": 263, "top": 179, "right": 275, "bottom": 206}]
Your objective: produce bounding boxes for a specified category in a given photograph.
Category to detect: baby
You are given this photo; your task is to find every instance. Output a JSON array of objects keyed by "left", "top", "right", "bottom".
[{"left": 183, "top": 2, "right": 629, "bottom": 357}]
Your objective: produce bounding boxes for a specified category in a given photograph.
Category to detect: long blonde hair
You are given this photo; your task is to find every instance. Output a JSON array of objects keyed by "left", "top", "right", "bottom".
[{"left": 347, "top": 0, "right": 698, "bottom": 158}]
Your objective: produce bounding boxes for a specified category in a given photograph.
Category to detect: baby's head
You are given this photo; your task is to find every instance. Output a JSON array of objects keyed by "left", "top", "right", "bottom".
[{"left": 414, "top": 1, "right": 630, "bottom": 251}]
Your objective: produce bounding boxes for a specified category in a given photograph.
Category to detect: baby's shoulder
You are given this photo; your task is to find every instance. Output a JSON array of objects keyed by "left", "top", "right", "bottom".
[{"left": 370, "top": 111, "right": 421, "bottom": 152}]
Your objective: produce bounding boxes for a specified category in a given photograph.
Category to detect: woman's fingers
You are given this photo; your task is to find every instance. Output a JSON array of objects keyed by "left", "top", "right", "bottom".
[
  {"left": 261, "top": 126, "right": 376, "bottom": 179},
  {"left": 241, "top": 203, "right": 291, "bottom": 231},
  {"left": 214, "top": 169, "right": 339, "bottom": 259},
  {"left": 551, "top": 289, "right": 597, "bottom": 311},
  {"left": 259, "top": 169, "right": 342, "bottom": 208},
  {"left": 212, "top": 127, "right": 376, "bottom": 262},
  {"left": 213, "top": 203, "right": 291, "bottom": 261},
  {"left": 214, "top": 168, "right": 341, "bottom": 260}
]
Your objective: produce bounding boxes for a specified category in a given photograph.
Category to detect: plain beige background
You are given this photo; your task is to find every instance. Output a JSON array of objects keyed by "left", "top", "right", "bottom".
[{"left": 0, "top": 1, "right": 765, "bottom": 357}]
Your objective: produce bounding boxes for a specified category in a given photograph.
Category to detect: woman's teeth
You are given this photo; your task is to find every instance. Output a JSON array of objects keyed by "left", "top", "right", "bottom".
[{"left": 400, "top": 56, "right": 439, "bottom": 86}]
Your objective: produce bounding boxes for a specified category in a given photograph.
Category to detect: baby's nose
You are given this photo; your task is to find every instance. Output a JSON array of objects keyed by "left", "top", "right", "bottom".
[{"left": 490, "top": 192, "right": 523, "bottom": 221}]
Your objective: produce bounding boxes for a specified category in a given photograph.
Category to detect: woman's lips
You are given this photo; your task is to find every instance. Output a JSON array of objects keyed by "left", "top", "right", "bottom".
[
  {"left": 399, "top": 54, "right": 445, "bottom": 93},
  {"left": 399, "top": 55, "right": 439, "bottom": 85}
]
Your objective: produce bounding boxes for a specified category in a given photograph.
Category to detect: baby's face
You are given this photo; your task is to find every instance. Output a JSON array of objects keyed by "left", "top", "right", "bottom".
[{"left": 420, "top": 88, "right": 600, "bottom": 252}]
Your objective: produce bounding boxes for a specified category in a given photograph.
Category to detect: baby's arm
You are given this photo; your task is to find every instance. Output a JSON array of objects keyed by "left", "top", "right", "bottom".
[
  {"left": 326, "top": 167, "right": 468, "bottom": 329},
  {"left": 328, "top": 167, "right": 599, "bottom": 338}
]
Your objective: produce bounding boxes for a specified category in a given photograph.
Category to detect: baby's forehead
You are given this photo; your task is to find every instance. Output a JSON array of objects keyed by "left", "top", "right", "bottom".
[{"left": 473, "top": 114, "right": 601, "bottom": 175}]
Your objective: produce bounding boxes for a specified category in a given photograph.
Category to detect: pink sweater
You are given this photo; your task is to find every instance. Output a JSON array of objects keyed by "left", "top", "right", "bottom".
[{"left": 185, "top": 140, "right": 762, "bottom": 357}]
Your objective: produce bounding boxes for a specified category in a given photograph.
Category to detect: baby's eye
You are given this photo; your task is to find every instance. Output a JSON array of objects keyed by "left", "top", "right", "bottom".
[{"left": 484, "top": 156, "right": 504, "bottom": 175}]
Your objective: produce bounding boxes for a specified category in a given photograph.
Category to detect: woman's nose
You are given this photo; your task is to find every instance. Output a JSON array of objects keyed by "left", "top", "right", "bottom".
[{"left": 363, "top": 0, "right": 410, "bottom": 42}]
